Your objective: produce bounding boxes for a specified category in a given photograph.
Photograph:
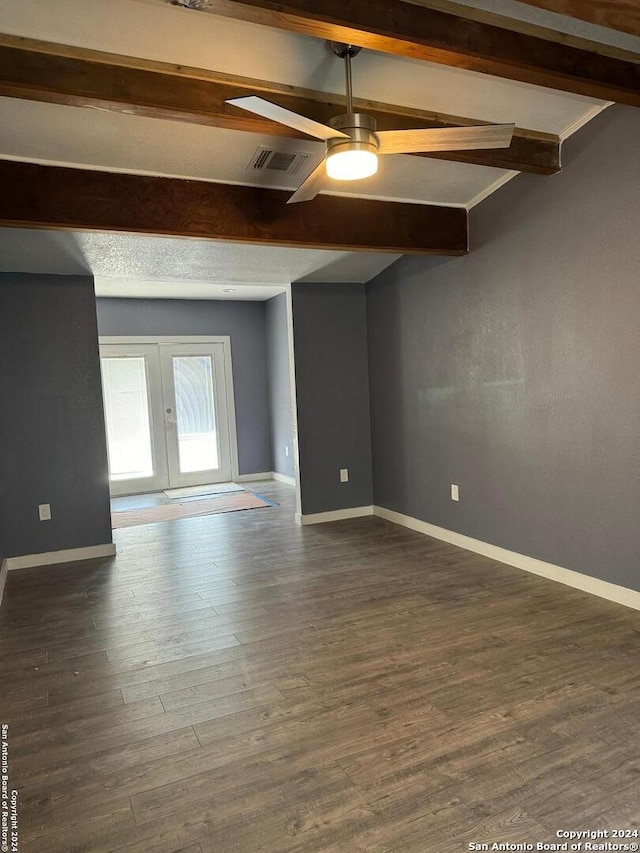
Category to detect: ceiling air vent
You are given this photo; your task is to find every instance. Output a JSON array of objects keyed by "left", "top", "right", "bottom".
[{"left": 247, "top": 146, "right": 311, "bottom": 176}]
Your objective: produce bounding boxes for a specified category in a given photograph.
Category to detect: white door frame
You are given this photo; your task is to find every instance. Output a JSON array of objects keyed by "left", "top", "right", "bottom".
[
  {"left": 159, "top": 342, "right": 232, "bottom": 488},
  {"left": 99, "top": 336, "right": 240, "bottom": 492},
  {"left": 100, "top": 343, "right": 169, "bottom": 496}
]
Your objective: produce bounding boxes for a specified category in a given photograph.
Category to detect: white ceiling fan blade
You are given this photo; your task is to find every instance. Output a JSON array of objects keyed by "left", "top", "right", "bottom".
[
  {"left": 226, "top": 96, "right": 349, "bottom": 141},
  {"left": 376, "top": 124, "right": 516, "bottom": 155},
  {"left": 287, "top": 160, "right": 328, "bottom": 204}
]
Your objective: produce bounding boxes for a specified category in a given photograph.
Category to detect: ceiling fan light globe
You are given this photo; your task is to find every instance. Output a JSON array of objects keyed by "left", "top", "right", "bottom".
[{"left": 326, "top": 148, "right": 378, "bottom": 181}]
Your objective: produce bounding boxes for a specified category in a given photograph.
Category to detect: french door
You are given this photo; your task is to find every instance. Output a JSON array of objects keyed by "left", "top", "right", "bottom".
[{"left": 100, "top": 339, "right": 235, "bottom": 496}]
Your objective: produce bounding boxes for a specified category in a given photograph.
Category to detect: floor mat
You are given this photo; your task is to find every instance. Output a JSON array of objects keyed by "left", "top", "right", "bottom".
[
  {"left": 163, "top": 482, "right": 245, "bottom": 500},
  {"left": 112, "top": 491, "right": 272, "bottom": 529}
]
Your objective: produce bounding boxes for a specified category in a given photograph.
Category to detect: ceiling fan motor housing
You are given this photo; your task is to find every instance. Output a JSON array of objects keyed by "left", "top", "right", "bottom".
[{"left": 326, "top": 112, "right": 379, "bottom": 159}]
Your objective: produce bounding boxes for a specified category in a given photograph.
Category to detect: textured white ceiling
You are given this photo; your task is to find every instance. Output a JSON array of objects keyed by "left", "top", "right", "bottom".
[
  {"left": 0, "top": 228, "right": 400, "bottom": 298},
  {"left": 94, "top": 279, "right": 287, "bottom": 300}
]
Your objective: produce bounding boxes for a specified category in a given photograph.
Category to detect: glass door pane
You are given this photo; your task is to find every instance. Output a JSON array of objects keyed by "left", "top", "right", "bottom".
[
  {"left": 173, "top": 355, "right": 220, "bottom": 474},
  {"left": 102, "top": 357, "right": 154, "bottom": 481},
  {"left": 100, "top": 345, "right": 168, "bottom": 496},
  {"left": 160, "top": 343, "right": 232, "bottom": 488}
]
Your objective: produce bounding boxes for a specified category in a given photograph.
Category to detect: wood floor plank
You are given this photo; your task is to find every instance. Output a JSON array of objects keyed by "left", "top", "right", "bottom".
[
  {"left": 10, "top": 685, "right": 286, "bottom": 777},
  {"left": 15, "top": 726, "right": 200, "bottom": 798},
  {"left": 45, "top": 700, "right": 370, "bottom": 818},
  {"left": 3, "top": 687, "right": 125, "bottom": 731}
]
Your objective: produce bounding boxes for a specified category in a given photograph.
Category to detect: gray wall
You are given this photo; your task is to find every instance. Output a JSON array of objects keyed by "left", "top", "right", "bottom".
[
  {"left": 292, "top": 283, "right": 373, "bottom": 515},
  {"left": 265, "top": 293, "right": 295, "bottom": 479},
  {"left": 0, "top": 274, "right": 112, "bottom": 557},
  {"left": 367, "top": 105, "right": 640, "bottom": 591},
  {"left": 96, "top": 298, "right": 272, "bottom": 476}
]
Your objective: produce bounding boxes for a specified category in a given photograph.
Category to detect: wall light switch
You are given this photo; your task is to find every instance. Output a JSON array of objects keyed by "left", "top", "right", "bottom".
[
  {"left": 340, "top": 468, "right": 349, "bottom": 483},
  {"left": 285, "top": 445, "right": 289, "bottom": 457},
  {"left": 39, "top": 503, "right": 52, "bottom": 521},
  {"left": 451, "top": 484, "right": 459, "bottom": 502}
]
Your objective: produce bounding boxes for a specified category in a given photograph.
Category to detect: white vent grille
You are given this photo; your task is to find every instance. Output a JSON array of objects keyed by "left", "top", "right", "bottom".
[{"left": 247, "top": 146, "right": 312, "bottom": 176}]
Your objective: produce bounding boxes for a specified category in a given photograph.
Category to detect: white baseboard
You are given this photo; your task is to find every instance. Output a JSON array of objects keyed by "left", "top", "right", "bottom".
[
  {"left": 374, "top": 505, "right": 640, "bottom": 613},
  {"left": 6, "top": 543, "right": 117, "bottom": 571},
  {"left": 272, "top": 472, "right": 296, "bottom": 486},
  {"left": 297, "top": 506, "right": 374, "bottom": 526},
  {"left": 237, "top": 471, "right": 296, "bottom": 486},
  {"left": 0, "top": 559, "right": 8, "bottom": 607},
  {"left": 236, "top": 472, "right": 273, "bottom": 483}
]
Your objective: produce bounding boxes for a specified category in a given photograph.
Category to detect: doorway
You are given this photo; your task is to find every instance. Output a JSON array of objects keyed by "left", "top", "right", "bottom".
[{"left": 99, "top": 337, "right": 237, "bottom": 496}]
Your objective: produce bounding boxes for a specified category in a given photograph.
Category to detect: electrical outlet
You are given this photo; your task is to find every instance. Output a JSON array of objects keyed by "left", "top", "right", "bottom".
[
  {"left": 340, "top": 468, "right": 349, "bottom": 483},
  {"left": 38, "top": 503, "right": 52, "bottom": 521},
  {"left": 451, "top": 484, "right": 459, "bottom": 502}
]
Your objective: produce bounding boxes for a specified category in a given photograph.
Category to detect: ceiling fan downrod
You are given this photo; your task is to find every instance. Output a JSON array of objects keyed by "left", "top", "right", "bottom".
[
  {"left": 326, "top": 42, "right": 379, "bottom": 180},
  {"left": 329, "top": 41, "right": 362, "bottom": 115}
]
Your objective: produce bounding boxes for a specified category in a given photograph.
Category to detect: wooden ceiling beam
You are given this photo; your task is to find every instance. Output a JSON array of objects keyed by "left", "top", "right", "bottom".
[
  {"left": 199, "top": 0, "right": 640, "bottom": 106},
  {"left": 0, "top": 161, "right": 468, "bottom": 256},
  {"left": 0, "top": 36, "right": 560, "bottom": 175},
  {"left": 387, "top": 0, "right": 640, "bottom": 60},
  {"left": 515, "top": 0, "right": 640, "bottom": 39}
]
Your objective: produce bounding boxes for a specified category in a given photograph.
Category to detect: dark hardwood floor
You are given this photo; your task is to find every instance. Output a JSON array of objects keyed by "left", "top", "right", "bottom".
[{"left": 1, "top": 480, "right": 640, "bottom": 852}]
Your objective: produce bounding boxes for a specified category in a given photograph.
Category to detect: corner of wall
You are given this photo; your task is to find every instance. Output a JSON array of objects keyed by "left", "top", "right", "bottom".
[{"left": 0, "top": 559, "right": 8, "bottom": 608}]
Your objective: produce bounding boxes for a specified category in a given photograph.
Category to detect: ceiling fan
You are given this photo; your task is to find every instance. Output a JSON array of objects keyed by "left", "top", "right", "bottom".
[{"left": 227, "top": 42, "right": 515, "bottom": 204}]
